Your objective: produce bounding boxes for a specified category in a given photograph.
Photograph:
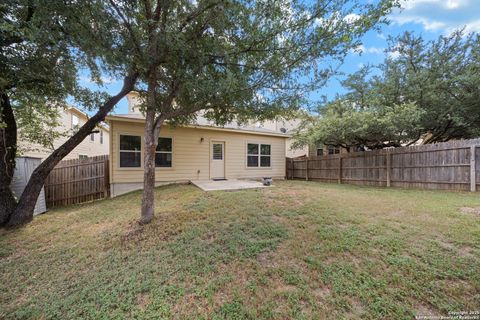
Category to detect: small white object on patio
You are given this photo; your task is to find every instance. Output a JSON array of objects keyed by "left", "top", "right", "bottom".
[{"left": 191, "top": 179, "right": 268, "bottom": 191}]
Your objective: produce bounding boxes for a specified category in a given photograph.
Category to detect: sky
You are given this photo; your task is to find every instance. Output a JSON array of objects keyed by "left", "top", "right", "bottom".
[{"left": 78, "top": 0, "right": 480, "bottom": 115}]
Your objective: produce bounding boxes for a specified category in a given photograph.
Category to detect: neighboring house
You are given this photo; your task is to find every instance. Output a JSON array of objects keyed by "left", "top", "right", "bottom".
[
  {"left": 19, "top": 107, "right": 110, "bottom": 160},
  {"left": 106, "top": 94, "right": 289, "bottom": 197},
  {"left": 252, "top": 118, "right": 309, "bottom": 158}
]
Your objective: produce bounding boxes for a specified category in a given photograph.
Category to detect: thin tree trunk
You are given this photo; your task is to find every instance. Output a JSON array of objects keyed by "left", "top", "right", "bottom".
[
  {"left": 139, "top": 70, "right": 162, "bottom": 224},
  {"left": 0, "top": 93, "right": 17, "bottom": 225},
  {"left": 6, "top": 72, "right": 137, "bottom": 227},
  {"left": 140, "top": 109, "right": 156, "bottom": 224}
]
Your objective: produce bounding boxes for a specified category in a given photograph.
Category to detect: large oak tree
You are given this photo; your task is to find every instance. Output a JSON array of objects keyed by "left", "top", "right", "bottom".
[{"left": 101, "top": 0, "right": 397, "bottom": 224}]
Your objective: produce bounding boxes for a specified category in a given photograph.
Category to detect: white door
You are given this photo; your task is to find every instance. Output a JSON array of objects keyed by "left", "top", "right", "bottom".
[{"left": 211, "top": 142, "right": 225, "bottom": 179}]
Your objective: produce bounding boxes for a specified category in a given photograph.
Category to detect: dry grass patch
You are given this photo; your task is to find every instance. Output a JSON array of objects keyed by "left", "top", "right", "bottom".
[{"left": 1, "top": 181, "right": 479, "bottom": 319}]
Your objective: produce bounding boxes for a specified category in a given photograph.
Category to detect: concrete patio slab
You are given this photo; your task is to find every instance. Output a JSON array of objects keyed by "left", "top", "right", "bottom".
[{"left": 191, "top": 179, "right": 268, "bottom": 191}]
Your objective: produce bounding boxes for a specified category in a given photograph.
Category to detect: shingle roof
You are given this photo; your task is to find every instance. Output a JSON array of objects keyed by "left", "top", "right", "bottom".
[{"left": 107, "top": 113, "right": 291, "bottom": 137}]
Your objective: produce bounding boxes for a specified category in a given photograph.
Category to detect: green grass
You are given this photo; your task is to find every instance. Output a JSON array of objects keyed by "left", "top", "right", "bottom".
[{"left": 1, "top": 181, "right": 479, "bottom": 319}]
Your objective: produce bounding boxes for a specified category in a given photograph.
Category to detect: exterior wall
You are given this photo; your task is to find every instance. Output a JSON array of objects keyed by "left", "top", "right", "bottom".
[
  {"left": 308, "top": 145, "right": 349, "bottom": 157},
  {"left": 286, "top": 139, "right": 308, "bottom": 158},
  {"left": 18, "top": 108, "right": 110, "bottom": 160},
  {"left": 255, "top": 119, "right": 308, "bottom": 157},
  {"left": 109, "top": 120, "right": 287, "bottom": 196}
]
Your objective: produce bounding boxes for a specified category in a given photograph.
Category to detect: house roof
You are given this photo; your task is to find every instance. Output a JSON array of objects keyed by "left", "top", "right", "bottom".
[{"left": 106, "top": 113, "right": 291, "bottom": 138}]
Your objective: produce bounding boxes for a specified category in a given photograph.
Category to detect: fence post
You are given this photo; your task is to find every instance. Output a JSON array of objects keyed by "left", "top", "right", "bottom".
[
  {"left": 104, "top": 158, "right": 110, "bottom": 198},
  {"left": 471, "top": 145, "right": 476, "bottom": 192},
  {"left": 386, "top": 151, "right": 391, "bottom": 187},
  {"left": 305, "top": 158, "right": 309, "bottom": 181},
  {"left": 338, "top": 155, "right": 342, "bottom": 184}
]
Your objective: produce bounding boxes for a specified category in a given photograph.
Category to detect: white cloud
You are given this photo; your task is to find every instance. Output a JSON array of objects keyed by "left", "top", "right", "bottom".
[
  {"left": 343, "top": 13, "right": 360, "bottom": 24},
  {"left": 391, "top": 0, "right": 480, "bottom": 33},
  {"left": 387, "top": 50, "right": 401, "bottom": 59},
  {"left": 351, "top": 45, "right": 384, "bottom": 55}
]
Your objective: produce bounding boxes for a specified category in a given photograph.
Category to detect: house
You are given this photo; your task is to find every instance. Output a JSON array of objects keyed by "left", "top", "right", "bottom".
[
  {"left": 126, "top": 92, "right": 308, "bottom": 158},
  {"left": 250, "top": 118, "right": 309, "bottom": 158},
  {"left": 106, "top": 96, "right": 289, "bottom": 197},
  {"left": 18, "top": 107, "right": 110, "bottom": 160}
]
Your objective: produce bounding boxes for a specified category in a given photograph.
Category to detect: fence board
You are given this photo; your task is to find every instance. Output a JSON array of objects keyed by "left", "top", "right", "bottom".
[
  {"left": 44, "top": 155, "right": 109, "bottom": 207},
  {"left": 286, "top": 139, "right": 480, "bottom": 192}
]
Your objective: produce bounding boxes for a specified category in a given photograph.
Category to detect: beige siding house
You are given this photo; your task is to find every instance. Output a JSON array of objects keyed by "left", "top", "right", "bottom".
[
  {"left": 19, "top": 107, "right": 110, "bottom": 160},
  {"left": 106, "top": 114, "right": 289, "bottom": 197}
]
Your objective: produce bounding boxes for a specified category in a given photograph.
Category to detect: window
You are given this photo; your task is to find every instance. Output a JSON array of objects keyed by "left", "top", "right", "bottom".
[
  {"left": 328, "top": 147, "right": 340, "bottom": 155},
  {"left": 79, "top": 154, "right": 88, "bottom": 160},
  {"left": 100, "top": 130, "right": 104, "bottom": 144},
  {"left": 90, "top": 132, "right": 94, "bottom": 142},
  {"left": 247, "top": 143, "right": 271, "bottom": 167},
  {"left": 72, "top": 115, "right": 80, "bottom": 134},
  {"left": 212, "top": 143, "right": 223, "bottom": 160},
  {"left": 155, "top": 137, "right": 172, "bottom": 167},
  {"left": 119, "top": 135, "right": 141, "bottom": 167},
  {"left": 316, "top": 148, "right": 324, "bottom": 156}
]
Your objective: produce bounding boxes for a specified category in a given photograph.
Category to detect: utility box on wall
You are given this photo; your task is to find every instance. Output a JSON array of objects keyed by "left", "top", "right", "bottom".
[{"left": 10, "top": 157, "right": 47, "bottom": 216}]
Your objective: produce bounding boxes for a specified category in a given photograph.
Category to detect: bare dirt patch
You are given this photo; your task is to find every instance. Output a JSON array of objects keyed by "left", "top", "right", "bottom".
[
  {"left": 460, "top": 207, "right": 480, "bottom": 217},
  {"left": 121, "top": 221, "right": 145, "bottom": 242},
  {"left": 256, "top": 251, "right": 279, "bottom": 268},
  {"left": 313, "top": 286, "right": 331, "bottom": 300},
  {"left": 414, "top": 303, "right": 440, "bottom": 318},
  {"left": 136, "top": 293, "right": 150, "bottom": 310}
]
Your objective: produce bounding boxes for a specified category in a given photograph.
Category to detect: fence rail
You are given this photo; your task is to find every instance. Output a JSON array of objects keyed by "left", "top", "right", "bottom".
[
  {"left": 286, "top": 139, "right": 480, "bottom": 192},
  {"left": 44, "top": 155, "right": 109, "bottom": 207}
]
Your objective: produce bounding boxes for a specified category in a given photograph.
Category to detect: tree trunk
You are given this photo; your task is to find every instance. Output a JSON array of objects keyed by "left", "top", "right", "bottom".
[
  {"left": 6, "top": 72, "right": 137, "bottom": 227},
  {"left": 139, "top": 69, "right": 164, "bottom": 224},
  {"left": 0, "top": 93, "right": 17, "bottom": 225},
  {"left": 140, "top": 109, "right": 157, "bottom": 224}
]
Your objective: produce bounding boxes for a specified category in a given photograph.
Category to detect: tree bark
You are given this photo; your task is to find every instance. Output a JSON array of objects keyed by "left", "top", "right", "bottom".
[
  {"left": 140, "top": 109, "right": 157, "bottom": 224},
  {"left": 6, "top": 72, "right": 137, "bottom": 227},
  {"left": 139, "top": 71, "right": 163, "bottom": 224},
  {"left": 0, "top": 93, "right": 17, "bottom": 225}
]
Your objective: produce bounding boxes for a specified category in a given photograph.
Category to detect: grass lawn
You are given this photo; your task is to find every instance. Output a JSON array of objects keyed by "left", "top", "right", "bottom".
[{"left": 1, "top": 181, "right": 479, "bottom": 319}]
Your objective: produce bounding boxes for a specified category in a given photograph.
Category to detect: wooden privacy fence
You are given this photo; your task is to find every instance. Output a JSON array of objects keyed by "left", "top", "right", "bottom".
[
  {"left": 44, "top": 155, "right": 110, "bottom": 207},
  {"left": 286, "top": 139, "right": 480, "bottom": 192}
]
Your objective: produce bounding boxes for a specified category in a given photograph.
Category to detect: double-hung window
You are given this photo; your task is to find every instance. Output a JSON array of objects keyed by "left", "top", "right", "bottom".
[
  {"left": 155, "top": 137, "right": 172, "bottom": 167},
  {"left": 247, "top": 143, "right": 271, "bottom": 167},
  {"left": 119, "top": 135, "right": 141, "bottom": 167}
]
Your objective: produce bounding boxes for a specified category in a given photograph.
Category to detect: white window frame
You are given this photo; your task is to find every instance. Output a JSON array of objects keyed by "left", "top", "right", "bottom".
[
  {"left": 155, "top": 136, "right": 173, "bottom": 168},
  {"left": 119, "top": 134, "right": 142, "bottom": 168},
  {"left": 90, "top": 132, "right": 94, "bottom": 142},
  {"left": 212, "top": 143, "right": 223, "bottom": 160},
  {"left": 246, "top": 142, "right": 271, "bottom": 168}
]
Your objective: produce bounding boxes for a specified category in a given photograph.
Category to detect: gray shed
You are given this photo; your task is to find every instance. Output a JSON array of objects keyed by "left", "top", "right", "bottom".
[{"left": 10, "top": 157, "right": 47, "bottom": 215}]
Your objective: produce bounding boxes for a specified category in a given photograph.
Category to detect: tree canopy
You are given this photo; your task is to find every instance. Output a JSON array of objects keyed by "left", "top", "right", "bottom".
[
  {"left": 1, "top": 0, "right": 138, "bottom": 226},
  {"left": 99, "top": 0, "right": 397, "bottom": 223},
  {"left": 296, "top": 30, "right": 480, "bottom": 150}
]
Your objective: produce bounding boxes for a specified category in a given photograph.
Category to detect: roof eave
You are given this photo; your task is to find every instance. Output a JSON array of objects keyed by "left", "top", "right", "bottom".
[{"left": 105, "top": 115, "right": 291, "bottom": 138}]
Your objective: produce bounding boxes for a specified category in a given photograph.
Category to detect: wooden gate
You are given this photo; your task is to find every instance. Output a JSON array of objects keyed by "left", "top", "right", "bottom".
[{"left": 44, "top": 155, "right": 110, "bottom": 207}]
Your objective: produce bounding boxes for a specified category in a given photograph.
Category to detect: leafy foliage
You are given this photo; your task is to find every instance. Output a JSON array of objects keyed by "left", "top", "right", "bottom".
[
  {"left": 297, "top": 30, "right": 480, "bottom": 150},
  {"left": 295, "top": 100, "right": 424, "bottom": 150},
  {"left": 102, "top": 0, "right": 398, "bottom": 124}
]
